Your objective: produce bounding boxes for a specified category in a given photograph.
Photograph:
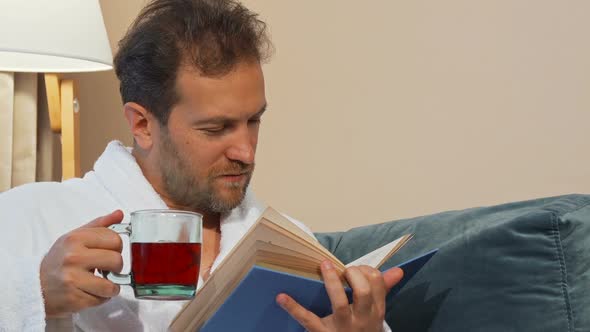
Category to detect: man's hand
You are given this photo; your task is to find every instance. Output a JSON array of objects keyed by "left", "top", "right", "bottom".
[
  {"left": 40, "top": 210, "right": 125, "bottom": 317},
  {"left": 276, "top": 261, "right": 403, "bottom": 332}
]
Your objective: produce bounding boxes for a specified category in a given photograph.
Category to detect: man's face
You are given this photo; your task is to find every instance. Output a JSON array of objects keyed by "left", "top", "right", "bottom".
[{"left": 155, "top": 61, "right": 266, "bottom": 214}]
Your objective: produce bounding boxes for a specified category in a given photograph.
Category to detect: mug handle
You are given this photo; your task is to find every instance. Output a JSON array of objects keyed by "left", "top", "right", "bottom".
[{"left": 100, "top": 223, "right": 132, "bottom": 285}]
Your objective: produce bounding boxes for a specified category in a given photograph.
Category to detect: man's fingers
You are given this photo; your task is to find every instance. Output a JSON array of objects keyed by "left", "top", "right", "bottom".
[
  {"left": 81, "top": 210, "right": 124, "bottom": 229},
  {"left": 277, "top": 293, "right": 325, "bottom": 332},
  {"left": 70, "top": 287, "right": 111, "bottom": 312},
  {"left": 74, "top": 270, "right": 121, "bottom": 299},
  {"left": 66, "top": 228, "right": 123, "bottom": 251},
  {"left": 73, "top": 249, "right": 124, "bottom": 272},
  {"left": 345, "top": 266, "right": 373, "bottom": 317},
  {"left": 382, "top": 267, "right": 404, "bottom": 292},
  {"left": 321, "top": 260, "right": 351, "bottom": 320},
  {"left": 357, "top": 265, "right": 387, "bottom": 319}
]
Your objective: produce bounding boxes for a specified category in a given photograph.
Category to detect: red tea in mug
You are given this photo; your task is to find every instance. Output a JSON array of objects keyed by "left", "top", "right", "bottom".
[
  {"left": 131, "top": 242, "right": 201, "bottom": 287},
  {"left": 104, "top": 209, "right": 203, "bottom": 300}
]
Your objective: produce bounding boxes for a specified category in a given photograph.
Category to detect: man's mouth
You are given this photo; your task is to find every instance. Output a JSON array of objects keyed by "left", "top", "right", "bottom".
[{"left": 218, "top": 172, "right": 250, "bottom": 182}]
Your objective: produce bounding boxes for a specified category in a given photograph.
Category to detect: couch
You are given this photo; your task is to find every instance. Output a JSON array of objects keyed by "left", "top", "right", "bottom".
[{"left": 315, "top": 194, "right": 590, "bottom": 332}]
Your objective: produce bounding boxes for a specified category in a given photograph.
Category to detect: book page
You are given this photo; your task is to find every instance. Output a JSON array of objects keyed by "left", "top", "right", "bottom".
[
  {"left": 260, "top": 208, "right": 343, "bottom": 264},
  {"left": 345, "top": 234, "right": 413, "bottom": 269}
]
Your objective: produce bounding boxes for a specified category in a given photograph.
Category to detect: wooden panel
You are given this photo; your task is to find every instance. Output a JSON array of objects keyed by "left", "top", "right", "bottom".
[
  {"left": 60, "top": 79, "right": 80, "bottom": 179},
  {"left": 44, "top": 73, "right": 61, "bottom": 133}
]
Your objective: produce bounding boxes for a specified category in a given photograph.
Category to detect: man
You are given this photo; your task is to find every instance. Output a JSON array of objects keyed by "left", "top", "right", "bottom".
[{"left": 0, "top": 0, "right": 402, "bottom": 331}]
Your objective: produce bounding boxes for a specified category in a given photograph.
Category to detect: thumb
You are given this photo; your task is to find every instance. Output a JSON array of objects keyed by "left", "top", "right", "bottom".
[
  {"left": 81, "top": 210, "right": 124, "bottom": 229},
  {"left": 383, "top": 267, "right": 404, "bottom": 292}
]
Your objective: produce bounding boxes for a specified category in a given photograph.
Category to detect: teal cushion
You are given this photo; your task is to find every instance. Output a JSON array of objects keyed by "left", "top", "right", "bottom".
[{"left": 315, "top": 194, "right": 590, "bottom": 332}]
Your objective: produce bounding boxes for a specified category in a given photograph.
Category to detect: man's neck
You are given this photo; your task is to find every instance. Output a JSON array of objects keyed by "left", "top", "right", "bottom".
[
  {"left": 131, "top": 146, "right": 223, "bottom": 279},
  {"left": 131, "top": 146, "right": 222, "bottom": 226},
  {"left": 165, "top": 201, "right": 221, "bottom": 227},
  {"left": 166, "top": 200, "right": 222, "bottom": 281},
  {"left": 201, "top": 213, "right": 222, "bottom": 281}
]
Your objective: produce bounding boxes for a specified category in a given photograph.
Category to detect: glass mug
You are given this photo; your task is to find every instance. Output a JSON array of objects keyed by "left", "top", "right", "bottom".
[{"left": 102, "top": 210, "right": 203, "bottom": 300}]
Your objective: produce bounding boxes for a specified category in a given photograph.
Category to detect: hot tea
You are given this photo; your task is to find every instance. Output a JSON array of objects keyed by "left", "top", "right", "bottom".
[
  {"left": 131, "top": 242, "right": 201, "bottom": 299},
  {"left": 103, "top": 209, "right": 203, "bottom": 299}
]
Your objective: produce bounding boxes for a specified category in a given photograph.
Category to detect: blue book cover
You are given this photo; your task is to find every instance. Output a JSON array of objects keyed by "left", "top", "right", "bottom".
[{"left": 200, "top": 249, "right": 438, "bottom": 332}]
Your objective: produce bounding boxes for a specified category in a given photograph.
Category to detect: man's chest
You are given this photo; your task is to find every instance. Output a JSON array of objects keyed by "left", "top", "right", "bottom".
[{"left": 200, "top": 226, "right": 221, "bottom": 280}]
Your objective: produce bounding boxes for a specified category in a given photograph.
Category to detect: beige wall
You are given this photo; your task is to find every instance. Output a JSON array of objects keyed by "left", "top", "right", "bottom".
[
  {"left": 76, "top": 0, "right": 590, "bottom": 232},
  {"left": 66, "top": 1, "right": 143, "bottom": 172}
]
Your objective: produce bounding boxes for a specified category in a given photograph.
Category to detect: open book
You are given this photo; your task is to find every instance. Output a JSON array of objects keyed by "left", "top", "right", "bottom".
[{"left": 169, "top": 207, "right": 437, "bottom": 332}]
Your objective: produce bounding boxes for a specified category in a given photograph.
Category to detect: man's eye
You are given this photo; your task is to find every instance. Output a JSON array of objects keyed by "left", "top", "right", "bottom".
[
  {"left": 249, "top": 118, "right": 261, "bottom": 125},
  {"left": 203, "top": 127, "right": 225, "bottom": 134}
]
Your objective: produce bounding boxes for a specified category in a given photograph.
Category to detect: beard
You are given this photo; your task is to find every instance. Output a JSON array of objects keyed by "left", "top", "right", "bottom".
[{"left": 158, "top": 130, "right": 253, "bottom": 214}]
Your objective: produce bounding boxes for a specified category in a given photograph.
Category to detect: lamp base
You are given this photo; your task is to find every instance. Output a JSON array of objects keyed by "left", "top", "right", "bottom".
[{"left": 44, "top": 73, "right": 80, "bottom": 180}]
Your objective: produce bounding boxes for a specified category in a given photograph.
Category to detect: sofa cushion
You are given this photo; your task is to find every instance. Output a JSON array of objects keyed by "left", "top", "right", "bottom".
[{"left": 315, "top": 194, "right": 590, "bottom": 332}]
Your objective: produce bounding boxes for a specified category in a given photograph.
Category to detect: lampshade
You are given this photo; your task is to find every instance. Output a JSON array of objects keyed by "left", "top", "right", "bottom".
[{"left": 0, "top": 0, "right": 113, "bottom": 73}]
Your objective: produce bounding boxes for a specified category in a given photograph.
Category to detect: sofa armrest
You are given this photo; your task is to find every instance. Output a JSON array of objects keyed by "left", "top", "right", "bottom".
[{"left": 315, "top": 194, "right": 590, "bottom": 332}]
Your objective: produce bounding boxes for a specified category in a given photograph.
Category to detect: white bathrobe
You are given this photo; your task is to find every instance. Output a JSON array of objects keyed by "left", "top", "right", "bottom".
[{"left": 0, "top": 141, "right": 391, "bottom": 332}]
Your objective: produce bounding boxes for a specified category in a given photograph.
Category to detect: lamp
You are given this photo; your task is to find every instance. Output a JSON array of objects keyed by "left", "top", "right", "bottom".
[{"left": 0, "top": 0, "right": 113, "bottom": 180}]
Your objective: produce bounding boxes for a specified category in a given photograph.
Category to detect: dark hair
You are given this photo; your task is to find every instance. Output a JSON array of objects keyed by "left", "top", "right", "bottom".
[{"left": 114, "top": 0, "right": 271, "bottom": 125}]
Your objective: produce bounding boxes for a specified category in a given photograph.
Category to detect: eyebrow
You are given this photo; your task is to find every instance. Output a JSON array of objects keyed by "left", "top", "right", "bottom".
[{"left": 193, "top": 104, "right": 267, "bottom": 126}]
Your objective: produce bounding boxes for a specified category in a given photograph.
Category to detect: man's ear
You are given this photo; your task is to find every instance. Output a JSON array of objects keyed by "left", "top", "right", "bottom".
[{"left": 123, "top": 102, "right": 158, "bottom": 150}]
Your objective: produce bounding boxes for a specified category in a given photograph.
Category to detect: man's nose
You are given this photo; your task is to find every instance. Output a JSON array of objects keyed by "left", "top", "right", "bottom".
[{"left": 225, "top": 129, "right": 255, "bottom": 165}]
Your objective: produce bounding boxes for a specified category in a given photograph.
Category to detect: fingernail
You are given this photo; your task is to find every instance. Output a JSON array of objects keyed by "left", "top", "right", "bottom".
[
  {"left": 276, "top": 294, "right": 287, "bottom": 306},
  {"left": 321, "top": 260, "right": 333, "bottom": 270}
]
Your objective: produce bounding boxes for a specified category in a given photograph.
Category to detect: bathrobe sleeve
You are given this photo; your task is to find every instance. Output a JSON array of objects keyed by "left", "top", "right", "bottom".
[
  {"left": 0, "top": 251, "right": 47, "bottom": 331},
  {"left": 0, "top": 186, "right": 51, "bottom": 331},
  {"left": 0, "top": 182, "right": 88, "bottom": 331}
]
